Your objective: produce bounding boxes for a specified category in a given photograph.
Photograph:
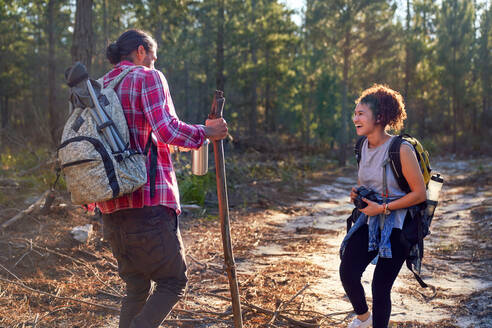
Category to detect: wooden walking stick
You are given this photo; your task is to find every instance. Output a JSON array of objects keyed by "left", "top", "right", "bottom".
[{"left": 209, "top": 90, "right": 243, "bottom": 328}]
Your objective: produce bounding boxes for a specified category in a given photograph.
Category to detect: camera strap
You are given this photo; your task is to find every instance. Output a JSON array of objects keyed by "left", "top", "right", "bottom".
[{"left": 380, "top": 158, "right": 391, "bottom": 230}]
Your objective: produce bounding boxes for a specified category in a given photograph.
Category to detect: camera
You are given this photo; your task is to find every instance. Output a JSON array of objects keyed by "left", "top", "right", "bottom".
[{"left": 353, "top": 186, "right": 378, "bottom": 209}]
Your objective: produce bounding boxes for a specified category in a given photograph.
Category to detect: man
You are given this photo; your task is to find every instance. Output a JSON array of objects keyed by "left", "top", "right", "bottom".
[{"left": 100, "top": 29, "right": 228, "bottom": 328}]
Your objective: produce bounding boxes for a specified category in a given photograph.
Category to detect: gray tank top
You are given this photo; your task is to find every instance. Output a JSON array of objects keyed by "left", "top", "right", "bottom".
[{"left": 358, "top": 136, "right": 414, "bottom": 229}]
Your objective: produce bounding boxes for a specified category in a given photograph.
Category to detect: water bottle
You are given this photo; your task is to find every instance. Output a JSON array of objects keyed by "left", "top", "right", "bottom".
[
  {"left": 191, "top": 139, "right": 209, "bottom": 175},
  {"left": 426, "top": 173, "right": 444, "bottom": 219},
  {"left": 427, "top": 173, "right": 443, "bottom": 202}
]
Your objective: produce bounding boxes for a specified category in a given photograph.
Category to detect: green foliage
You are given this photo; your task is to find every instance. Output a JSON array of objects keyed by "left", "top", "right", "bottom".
[
  {"left": 0, "top": 148, "right": 57, "bottom": 189},
  {"left": 420, "top": 138, "right": 438, "bottom": 157},
  {"left": 0, "top": 147, "right": 58, "bottom": 207},
  {"left": 177, "top": 171, "right": 215, "bottom": 206},
  {"left": 0, "top": 0, "right": 490, "bottom": 156}
]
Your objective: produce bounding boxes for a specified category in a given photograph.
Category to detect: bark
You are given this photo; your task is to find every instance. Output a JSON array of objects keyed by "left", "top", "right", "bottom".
[
  {"left": 339, "top": 30, "right": 350, "bottom": 167},
  {"left": 47, "top": 0, "right": 58, "bottom": 145},
  {"left": 216, "top": 0, "right": 225, "bottom": 91},
  {"left": 71, "top": 0, "right": 93, "bottom": 73},
  {"left": 103, "top": 0, "right": 108, "bottom": 46},
  {"left": 1, "top": 96, "right": 8, "bottom": 129},
  {"left": 480, "top": 6, "right": 491, "bottom": 133},
  {"left": 419, "top": 100, "right": 426, "bottom": 138},
  {"left": 404, "top": 0, "right": 412, "bottom": 131},
  {"left": 184, "top": 60, "right": 191, "bottom": 121},
  {"left": 265, "top": 73, "right": 274, "bottom": 132},
  {"left": 249, "top": 0, "right": 257, "bottom": 137},
  {"left": 452, "top": 46, "right": 457, "bottom": 153}
]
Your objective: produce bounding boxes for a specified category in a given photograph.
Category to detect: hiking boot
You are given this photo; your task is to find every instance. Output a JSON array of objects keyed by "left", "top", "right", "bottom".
[{"left": 348, "top": 313, "right": 372, "bottom": 328}]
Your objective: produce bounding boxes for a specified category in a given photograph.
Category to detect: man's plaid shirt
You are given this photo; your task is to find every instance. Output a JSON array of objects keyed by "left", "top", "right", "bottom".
[{"left": 96, "top": 61, "right": 206, "bottom": 214}]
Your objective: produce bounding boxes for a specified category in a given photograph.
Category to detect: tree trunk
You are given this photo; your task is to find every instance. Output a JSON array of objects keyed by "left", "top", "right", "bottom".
[
  {"left": 72, "top": 0, "right": 93, "bottom": 72},
  {"left": 184, "top": 60, "right": 191, "bottom": 121},
  {"left": 339, "top": 31, "right": 350, "bottom": 167},
  {"left": 1, "top": 96, "right": 8, "bottom": 129},
  {"left": 404, "top": 0, "right": 412, "bottom": 131},
  {"left": 264, "top": 43, "right": 275, "bottom": 133},
  {"left": 452, "top": 97, "right": 457, "bottom": 153},
  {"left": 452, "top": 45, "right": 457, "bottom": 153},
  {"left": 103, "top": 0, "right": 108, "bottom": 46},
  {"left": 48, "top": 0, "right": 58, "bottom": 145},
  {"left": 249, "top": 0, "right": 258, "bottom": 137},
  {"left": 480, "top": 5, "right": 490, "bottom": 135},
  {"left": 265, "top": 81, "right": 273, "bottom": 132},
  {"left": 419, "top": 100, "right": 426, "bottom": 138},
  {"left": 216, "top": 0, "right": 225, "bottom": 92}
]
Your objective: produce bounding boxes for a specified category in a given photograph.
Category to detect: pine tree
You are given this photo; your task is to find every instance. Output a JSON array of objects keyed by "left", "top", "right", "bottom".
[{"left": 437, "top": 0, "right": 474, "bottom": 152}]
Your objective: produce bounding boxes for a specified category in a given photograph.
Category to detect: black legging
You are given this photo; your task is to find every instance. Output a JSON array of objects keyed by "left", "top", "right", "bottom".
[{"left": 339, "top": 224, "right": 407, "bottom": 328}]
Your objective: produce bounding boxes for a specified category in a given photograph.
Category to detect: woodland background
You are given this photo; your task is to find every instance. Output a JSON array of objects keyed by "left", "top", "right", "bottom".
[
  {"left": 0, "top": 0, "right": 491, "bottom": 165},
  {"left": 0, "top": 2, "right": 491, "bottom": 326}
]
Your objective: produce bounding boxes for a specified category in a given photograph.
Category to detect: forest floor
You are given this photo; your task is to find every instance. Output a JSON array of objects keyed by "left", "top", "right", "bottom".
[{"left": 0, "top": 154, "right": 490, "bottom": 328}]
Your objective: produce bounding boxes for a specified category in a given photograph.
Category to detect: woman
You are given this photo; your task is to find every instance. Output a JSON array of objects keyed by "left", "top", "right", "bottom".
[{"left": 339, "top": 84, "right": 426, "bottom": 328}]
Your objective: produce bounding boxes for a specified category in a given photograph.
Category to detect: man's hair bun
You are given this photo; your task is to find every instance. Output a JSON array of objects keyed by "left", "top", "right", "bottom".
[{"left": 106, "top": 42, "right": 121, "bottom": 65}]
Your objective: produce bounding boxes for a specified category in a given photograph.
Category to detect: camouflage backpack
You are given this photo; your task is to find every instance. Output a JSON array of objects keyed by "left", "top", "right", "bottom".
[{"left": 58, "top": 64, "right": 151, "bottom": 205}]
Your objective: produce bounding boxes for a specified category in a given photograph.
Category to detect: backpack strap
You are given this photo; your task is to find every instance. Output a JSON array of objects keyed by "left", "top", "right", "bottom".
[
  {"left": 144, "top": 131, "right": 157, "bottom": 198},
  {"left": 405, "top": 211, "right": 429, "bottom": 288},
  {"left": 407, "top": 261, "right": 429, "bottom": 288},
  {"left": 388, "top": 135, "right": 411, "bottom": 193},
  {"left": 106, "top": 65, "right": 142, "bottom": 90},
  {"left": 380, "top": 157, "right": 391, "bottom": 230},
  {"left": 354, "top": 136, "right": 366, "bottom": 167}
]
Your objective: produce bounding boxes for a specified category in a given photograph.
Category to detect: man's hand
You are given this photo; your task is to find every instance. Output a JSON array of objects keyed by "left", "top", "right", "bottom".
[{"left": 205, "top": 118, "right": 228, "bottom": 140}]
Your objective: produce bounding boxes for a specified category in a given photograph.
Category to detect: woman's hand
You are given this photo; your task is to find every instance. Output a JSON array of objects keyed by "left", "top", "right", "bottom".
[
  {"left": 359, "top": 198, "right": 383, "bottom": 217},
  {"left": 350, "top": 187, "right": 358, "bottom": 203}
]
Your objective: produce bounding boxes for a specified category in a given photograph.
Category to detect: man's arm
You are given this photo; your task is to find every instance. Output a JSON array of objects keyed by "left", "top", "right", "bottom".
[{"left": 141, "top": 70, "right": 208, "bottom": 149}]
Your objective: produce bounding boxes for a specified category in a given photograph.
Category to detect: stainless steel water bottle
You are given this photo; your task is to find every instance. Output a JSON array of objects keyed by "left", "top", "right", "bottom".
[{"left": 191, "top": 139, "right": 209, "bottom": 175}]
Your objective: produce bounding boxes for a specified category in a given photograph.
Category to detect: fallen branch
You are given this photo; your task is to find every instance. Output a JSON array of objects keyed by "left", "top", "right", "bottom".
[
  {"left": 203, "top": 292, "right": 320, "bottom": 328},
  {"left": 36, "top": 306, "right": 73, "bottom": 325},
  {"left": 269, "top": 283, "right": 310, "bottom": 325},
  {"left": 283, "top": 308, "right": 353, "bottom": 318},
  {"left": 76, "top": 249, "right": 118, "bottom": 271},
  {"left": 187, "top": 254, "right": 226, "bottom": 275},
  {"left": 0, "top": 276, "right": 120, "bottom": 312},
  {"left": 13, "top": 238, "right": 124, "bottom": 298},
  {"left": 1, "top": 190, "right": 52, "bottom": 229}
]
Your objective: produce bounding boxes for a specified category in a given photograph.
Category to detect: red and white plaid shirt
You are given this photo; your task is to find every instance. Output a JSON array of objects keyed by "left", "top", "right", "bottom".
[{"left": 96, "top": 61, "right": 206, "bottom": 214}]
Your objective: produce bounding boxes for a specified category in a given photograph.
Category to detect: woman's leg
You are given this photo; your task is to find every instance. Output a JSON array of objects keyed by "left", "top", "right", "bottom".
[
  {"left": 340, "top": 224, "right": 378, "bottom": 315},
  {"left": 371, "top": 229, "right": 407, "bottom": 328}
]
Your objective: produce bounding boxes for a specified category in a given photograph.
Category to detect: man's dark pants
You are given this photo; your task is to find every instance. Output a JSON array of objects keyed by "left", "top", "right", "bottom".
[{"left": 102, "top": 206, "right": 188, "bottom": 328}]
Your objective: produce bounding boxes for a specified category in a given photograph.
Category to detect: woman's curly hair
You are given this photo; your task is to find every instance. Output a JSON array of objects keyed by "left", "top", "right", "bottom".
[{"left": 355, "top": 84, "right": 407, "bottom": 132}]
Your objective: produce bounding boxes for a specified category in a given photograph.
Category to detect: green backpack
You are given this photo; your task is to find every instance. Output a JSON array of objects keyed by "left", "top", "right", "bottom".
[
  {"left": 354, "top": 134, "right": 438, "bottom": 288},
  {"left": 355, "top": 134, "right": 432, "bottom": 192}
]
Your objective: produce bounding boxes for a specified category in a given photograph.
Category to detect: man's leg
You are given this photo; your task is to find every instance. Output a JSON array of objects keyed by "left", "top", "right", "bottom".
[
  {"left": 128, "top": 207, "right": 188, "bottom": 328},
  {"left": 103, "top": 213, "right": 150, "bottom": 328},
  {"left": 118, "top": 273, "right": 151, "bottom": 328}
]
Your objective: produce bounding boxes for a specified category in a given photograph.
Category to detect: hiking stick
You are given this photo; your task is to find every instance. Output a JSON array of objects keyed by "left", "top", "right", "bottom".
[{"left": 209, "top": 90, "right": 243, "bottom": 328}]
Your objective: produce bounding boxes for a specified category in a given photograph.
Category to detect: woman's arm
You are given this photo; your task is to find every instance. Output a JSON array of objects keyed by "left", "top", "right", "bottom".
[
  {"left": 360, "top": 144, "right": 426, "bottom": 216},
  {"left": 386, "top": 144, "right": 426, "bottom": 211}
]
